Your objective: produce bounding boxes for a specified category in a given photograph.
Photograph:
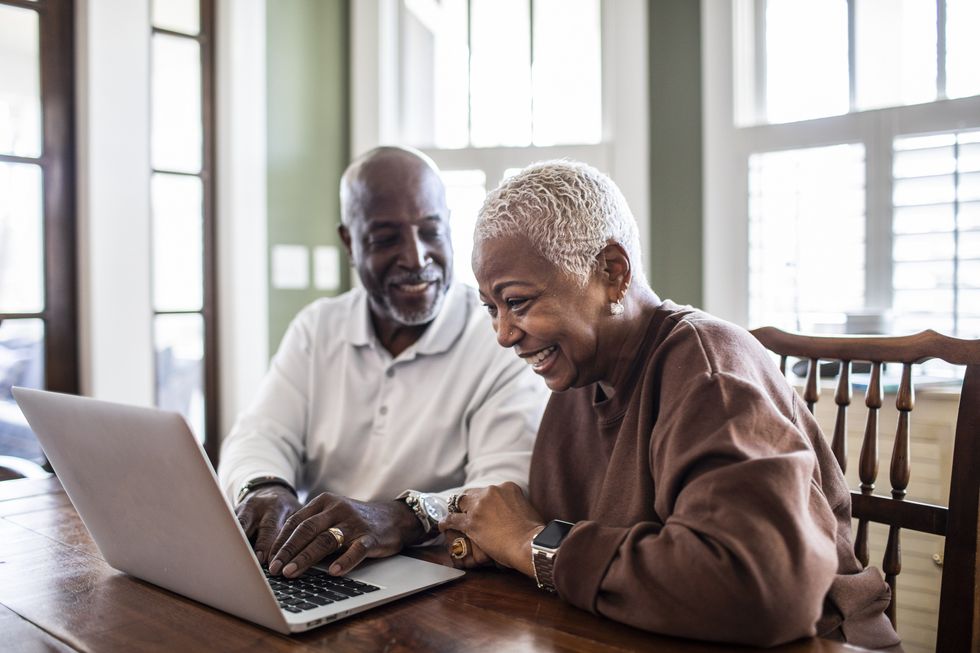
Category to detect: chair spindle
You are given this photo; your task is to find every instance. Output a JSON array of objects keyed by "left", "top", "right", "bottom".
[
  {"left": 832, "top": 360, "right": 851, "bottom": 473},
  {"left": 804, "top": 358, "right": 820, "bottom": 414},
  {"left": 854, "top": 361, "right": 883, "bottom": 567},
  {"left": 881, "top": 363, "right": 915, "bottom": 628}
]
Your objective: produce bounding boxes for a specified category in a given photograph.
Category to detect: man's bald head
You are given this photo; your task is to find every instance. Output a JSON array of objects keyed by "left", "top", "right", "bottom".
[
  {"left": 337, "top": 146, "right": 454, "bottom": 339},
  {"left": 339, "top": 146, "right": 446, "bottom": 227}
]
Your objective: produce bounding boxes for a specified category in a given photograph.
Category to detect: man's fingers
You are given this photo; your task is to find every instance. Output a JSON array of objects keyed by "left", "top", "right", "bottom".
[
  {"left": 236, "top": 506, "right": 257, "bottom": 538},
  {"left": 269, "top": 515, "right": 336, "bottom": 575},
  {"left": 269, "top": 502, "right": 320, "bottom": 556},
  {"left": 277, "top": 527, "right": 345, "bottom": 578},
  {"left": 253, "top": 512, "right": 286, "bottom": 564},
  {"left": 329, "top": 536, "right": 371, "bottom": 576}
]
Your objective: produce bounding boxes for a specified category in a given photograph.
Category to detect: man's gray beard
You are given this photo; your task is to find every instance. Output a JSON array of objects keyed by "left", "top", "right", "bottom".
[{"left": 382, "top": 281, "right": 449, "bottom": 326}]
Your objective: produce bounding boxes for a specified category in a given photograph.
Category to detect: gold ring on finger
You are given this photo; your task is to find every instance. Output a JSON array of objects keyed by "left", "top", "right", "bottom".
[
  {"left": 327, "top": 527, "right": 345, "bottom": 548},
  {"left": 450, "top": 536, "right": 468, "bottom": 560}
]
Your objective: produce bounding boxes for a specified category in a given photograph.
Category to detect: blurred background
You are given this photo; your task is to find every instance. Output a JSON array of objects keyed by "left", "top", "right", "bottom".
[
  {"left": 1, "top": 0, "right": 978, "bottom": 469},
  {"left": 2, "top": 1, "right": 978, "bottom": 648}
]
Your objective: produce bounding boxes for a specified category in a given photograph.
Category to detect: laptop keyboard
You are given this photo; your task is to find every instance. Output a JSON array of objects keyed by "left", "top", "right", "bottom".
[{"left": 263, "top": 567, "right": 381, "bottom": 613}]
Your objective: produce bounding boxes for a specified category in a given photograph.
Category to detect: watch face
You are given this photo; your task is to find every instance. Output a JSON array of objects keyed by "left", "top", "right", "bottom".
[
  {"left": 421, "top": 494, "right": 448, "bottom": 523},
  {"left": 533, "top": 520, "right": 575, "bottom": 549}
]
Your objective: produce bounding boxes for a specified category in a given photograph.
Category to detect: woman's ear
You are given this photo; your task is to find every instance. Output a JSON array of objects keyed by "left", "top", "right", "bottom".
[{"left": 598, "top": 243, "right": 632, "bottom": 301}]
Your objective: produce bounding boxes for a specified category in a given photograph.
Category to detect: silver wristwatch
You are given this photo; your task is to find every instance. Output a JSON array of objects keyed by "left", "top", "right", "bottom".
[
  {"left": 531, "top": 520, "right": 575, "bottom": 592},
  {"left": 399, "top": 491, "right": 449, "bottom": 534}
]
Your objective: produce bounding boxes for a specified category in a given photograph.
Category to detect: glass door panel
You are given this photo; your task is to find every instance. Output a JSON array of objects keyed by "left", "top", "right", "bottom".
[
  {"left": 0, "top": 318, "right": 44, "bottom": 465},
  {"left": 0, "top": 162, "right": 44, "bottom": 313},
  {"left": 151, "top": 173, "right": 203, "bottom": 312},
  {"left": 154, "top": 313, "right": 204, "bottom": 441},
  {"left": 151, "top": 34, "right": 203, "bottom": 174},
  {"left": 0, "top": 4, "right": 41, "bottom": 158}
]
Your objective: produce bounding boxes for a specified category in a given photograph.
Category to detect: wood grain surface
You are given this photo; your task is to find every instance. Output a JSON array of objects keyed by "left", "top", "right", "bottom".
[{"left": 0, "top": 478, "right": 871, "bottom": 653}]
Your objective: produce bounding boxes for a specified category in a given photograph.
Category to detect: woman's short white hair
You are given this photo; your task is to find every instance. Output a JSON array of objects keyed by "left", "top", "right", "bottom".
[{"left": 475, "top": 160, "right": 645, "bottom": 287}]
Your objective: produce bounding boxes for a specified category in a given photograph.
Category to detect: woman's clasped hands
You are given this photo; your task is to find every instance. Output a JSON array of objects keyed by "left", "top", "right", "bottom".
[{"left": 439, "top": 482, "right": 545, "bottom": 578}]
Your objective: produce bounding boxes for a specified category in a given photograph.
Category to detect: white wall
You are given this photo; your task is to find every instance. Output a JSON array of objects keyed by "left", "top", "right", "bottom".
[{"left": 76, "top": 0, "right": 155, "bottom": 406}]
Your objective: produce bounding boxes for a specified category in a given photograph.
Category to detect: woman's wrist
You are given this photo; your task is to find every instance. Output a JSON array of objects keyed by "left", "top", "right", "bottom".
[{"left": 513, "top": 523, "right": 546, "bottom": 578}]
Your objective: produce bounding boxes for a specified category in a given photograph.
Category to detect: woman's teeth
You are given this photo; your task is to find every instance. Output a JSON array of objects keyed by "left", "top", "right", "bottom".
[{"left": 526, "top": 345, "right": 557, "bottom": 366}]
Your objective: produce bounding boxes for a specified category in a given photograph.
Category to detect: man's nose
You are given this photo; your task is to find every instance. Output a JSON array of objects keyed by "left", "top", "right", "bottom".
[{"left": 398, "top": 230, "right": 429, "bottom": 270}]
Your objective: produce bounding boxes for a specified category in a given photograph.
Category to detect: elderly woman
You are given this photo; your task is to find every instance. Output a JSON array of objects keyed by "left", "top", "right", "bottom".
[{"left": 441, "top": 161, "right": 900, "bottom": 649}]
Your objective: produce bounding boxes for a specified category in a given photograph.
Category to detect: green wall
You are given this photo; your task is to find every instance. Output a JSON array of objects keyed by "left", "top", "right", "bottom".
[
  {"left": 648, "top": 0, "right": 703, "bottom": 307},
  {"left": 266, "top": 0, "right": 350, "bottom": 354}
]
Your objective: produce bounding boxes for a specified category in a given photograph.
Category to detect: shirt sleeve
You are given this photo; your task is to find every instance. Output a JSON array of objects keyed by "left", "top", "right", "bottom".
[
  {"left": 551, "top": 370, "right": 840, "bottom": 647},
  {"left": 217, "top": 308, "right": 313, "bottom": 505},
  {"left": 429, "top": 347, "right": 548, "bottom": 502}
]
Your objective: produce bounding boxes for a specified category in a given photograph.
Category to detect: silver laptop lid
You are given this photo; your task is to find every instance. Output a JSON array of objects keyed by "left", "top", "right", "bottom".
[{"left": 12, "top": 387, "right": 289, "bottom": 633}]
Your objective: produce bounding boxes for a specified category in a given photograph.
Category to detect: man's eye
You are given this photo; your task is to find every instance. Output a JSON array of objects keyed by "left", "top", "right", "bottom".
[
  {"left": 368, "top": 235, "right": 398, "bottom": 247},
  {"left": 420, "top": 229, "right": 444, "bottom": 241}
]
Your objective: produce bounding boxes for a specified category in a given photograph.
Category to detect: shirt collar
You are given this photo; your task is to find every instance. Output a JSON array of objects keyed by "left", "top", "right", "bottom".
[{"left": 343, "top": 282, "right": 469, "bottom": 358}]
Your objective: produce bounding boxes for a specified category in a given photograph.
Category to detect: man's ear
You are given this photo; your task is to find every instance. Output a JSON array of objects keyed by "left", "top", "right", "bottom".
[
  {"left": 338, "top": 224, "right": 354, "bottom": 260},
  {"left": 598, "top": 243, "right": 632, "bottom": 299}
]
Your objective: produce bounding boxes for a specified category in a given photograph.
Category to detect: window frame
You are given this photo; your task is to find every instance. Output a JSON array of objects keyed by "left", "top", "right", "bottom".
[
  {"left": 0, "top": 0, "right": 79, "bottom": 398},
  {"left": 149, "top": 0, "right": 220, "bottom": 464},
  {"left": 703, "top": 0, "right": 980, "bottom": 330},
  {"left": 350, "top": 0, "right": 650, "bottom": 282}
]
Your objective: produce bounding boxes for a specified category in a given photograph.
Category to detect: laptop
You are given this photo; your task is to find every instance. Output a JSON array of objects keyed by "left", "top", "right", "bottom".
[{"left": 12, "top": 387, "right": 464, "bottom": 634}]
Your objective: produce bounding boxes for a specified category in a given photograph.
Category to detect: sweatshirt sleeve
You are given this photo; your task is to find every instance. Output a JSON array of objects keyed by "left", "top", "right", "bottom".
[{"left": 551, "top": 368, "right": 839, "bottom": 647}]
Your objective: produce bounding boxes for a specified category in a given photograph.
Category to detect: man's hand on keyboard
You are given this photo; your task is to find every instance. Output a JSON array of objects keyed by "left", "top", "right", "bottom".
[
  {"left": 267, "top": 493, "right": 425, "bottom": 578},
  {"left": 236, "top": 486, "right": 303, "bottom": 565}
]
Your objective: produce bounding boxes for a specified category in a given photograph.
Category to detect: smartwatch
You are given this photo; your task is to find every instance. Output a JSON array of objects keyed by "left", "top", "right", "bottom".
[
  {"left": 235, "top": 475, "right": 295, "bottom": 506},
  {"left": 531, "top": 519, "right": 575, "bottom": 592},
  {"left": 399, "top": 491, "right": 449, "bottom": 534}
]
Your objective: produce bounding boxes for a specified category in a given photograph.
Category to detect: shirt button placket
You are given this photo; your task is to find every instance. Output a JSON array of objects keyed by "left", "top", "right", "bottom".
[{"left": 375, "top": 367, "right": 393, "bottom": 434}]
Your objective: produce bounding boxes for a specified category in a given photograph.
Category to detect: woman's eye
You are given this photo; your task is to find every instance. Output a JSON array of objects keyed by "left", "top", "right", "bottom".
[
  {"left": 483, "top": 303, "right": 498, "bottom": 318},
  {"left": 506, "top": 298, "right": 527, "bottom": 310}
]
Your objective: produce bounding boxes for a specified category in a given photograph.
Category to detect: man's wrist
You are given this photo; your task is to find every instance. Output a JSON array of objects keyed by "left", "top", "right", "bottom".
[
  {"left": 391, "top": 499, "right": 427, "bottom": 546},
  {"left": 235, "top": 475, "right": 295, "bottom": 505}
]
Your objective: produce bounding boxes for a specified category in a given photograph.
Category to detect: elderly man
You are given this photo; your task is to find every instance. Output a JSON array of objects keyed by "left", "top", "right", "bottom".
[{"left": 219, "top": 146, "right": 547, "bottom": 579}]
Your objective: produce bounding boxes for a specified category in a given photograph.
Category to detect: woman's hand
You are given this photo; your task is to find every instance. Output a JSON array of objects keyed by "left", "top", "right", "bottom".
[
  {"left": 439, "top": 482, "right": 545, "bottom": 578},
  {"left": 442, "top": 529, "right": 493, "bottom": 569}
]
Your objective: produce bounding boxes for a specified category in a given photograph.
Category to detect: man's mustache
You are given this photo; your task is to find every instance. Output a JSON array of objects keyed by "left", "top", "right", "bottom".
[{"left": 386, "top": 268, "right": 443, "bottom": 286}]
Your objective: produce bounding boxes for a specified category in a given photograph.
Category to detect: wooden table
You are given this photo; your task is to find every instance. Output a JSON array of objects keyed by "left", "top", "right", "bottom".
[{"left": 0, "top": 478, "right": 869, "bottom": 652}]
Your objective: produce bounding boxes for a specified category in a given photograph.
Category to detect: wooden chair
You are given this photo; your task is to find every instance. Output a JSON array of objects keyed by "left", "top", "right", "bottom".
[{"left": 750, "top": 328, "right": 980, "bottom": 652}]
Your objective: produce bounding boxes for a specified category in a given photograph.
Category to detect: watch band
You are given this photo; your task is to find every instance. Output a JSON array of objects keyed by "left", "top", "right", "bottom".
[
  {"left": 532, "top": 548, "right": 558, "bottom": 592},
  {"left": 399, "top": 491, "right": 434, "bottom": 534},
  {"left": 235, "top": 475, "right": 295, "bottom": 505},
  {"left": 531, "top": 520, "right": 575, "bottom": 593}
]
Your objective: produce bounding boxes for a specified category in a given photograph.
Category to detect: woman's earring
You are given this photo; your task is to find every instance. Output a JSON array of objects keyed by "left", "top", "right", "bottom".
[{"left": 610, "top": 300, "right": 624, "bottom": 316}]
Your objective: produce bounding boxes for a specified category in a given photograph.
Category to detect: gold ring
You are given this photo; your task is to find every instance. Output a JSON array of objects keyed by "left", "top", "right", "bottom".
[
  {"left": 450, "top": 536, "right": 468, "bottom": 560},
  {"left": 327, "top": 527, "right": 345, "bottom": 548},
  {"left": 447, "top": 493, "right": 464, "bottom": 514}
]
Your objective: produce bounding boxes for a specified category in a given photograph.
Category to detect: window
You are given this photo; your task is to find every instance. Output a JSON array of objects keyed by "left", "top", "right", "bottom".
[
  {"left": 396, "top": 0, "right": 604, "bottom": 287},
  {"left": 150, "top": 0, "right": 218, "bottom": 461},
  {"left": 0, "top": 0, "right": 77, "bottom": 473},
  {"left": 892, "top": 130, "right": 980, "bottom": 339},
  {"left": 737, "top": 0, "right": 980, "bottom": 126},
  {"left": 748, "top": 145, "right": 866, "bottom": 331},
  {"left": 353, "top": 0, "right": 648, "bottom": 289},
  {"left": 705, "top": 1, "right": 980, "bottom": 351}
]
